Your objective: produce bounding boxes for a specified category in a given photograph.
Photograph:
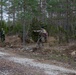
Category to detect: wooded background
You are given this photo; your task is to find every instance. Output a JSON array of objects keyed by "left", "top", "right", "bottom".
[{"left": 0, "top": 0, "right": 76, "bottom": 43}]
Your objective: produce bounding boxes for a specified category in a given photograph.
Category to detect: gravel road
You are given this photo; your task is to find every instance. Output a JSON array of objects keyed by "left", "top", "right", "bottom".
[{"left": 0, "top": 48, "right": 76, "bottom": 75}]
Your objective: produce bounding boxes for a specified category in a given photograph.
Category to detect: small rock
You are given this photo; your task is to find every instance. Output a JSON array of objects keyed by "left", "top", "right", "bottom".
[{"left": 71, "top": 51, "right": 76, "bottom": 56}]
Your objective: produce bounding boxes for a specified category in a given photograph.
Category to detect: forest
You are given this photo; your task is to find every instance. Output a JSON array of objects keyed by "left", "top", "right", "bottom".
[
  {"left": 0, "top": 0, "right": 76, "bottom": 43},
  {"left": 0, "top": 0, "right": 76, "bottom": 75}
]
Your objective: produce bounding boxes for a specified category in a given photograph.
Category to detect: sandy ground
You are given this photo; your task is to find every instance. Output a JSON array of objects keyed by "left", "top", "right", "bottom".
[
  {"left": 0, "top": 48, "right": 76, "bottom": 75},
  {"left": 0, "top": 35, "right": 76, "bottom": 75},
  {"left": 0, "top": 51, "right": 46, "bottom": 75}
]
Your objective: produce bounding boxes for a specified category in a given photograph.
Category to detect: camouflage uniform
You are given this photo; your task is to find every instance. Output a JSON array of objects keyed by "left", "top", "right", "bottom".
[{"left": 1, "top": 28, "right": 5, "bottom": 42}]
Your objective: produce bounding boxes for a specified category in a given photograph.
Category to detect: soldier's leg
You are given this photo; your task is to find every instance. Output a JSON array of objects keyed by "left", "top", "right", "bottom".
[{"left": 1, "top": 35, "right": 5, "bottom": 42}]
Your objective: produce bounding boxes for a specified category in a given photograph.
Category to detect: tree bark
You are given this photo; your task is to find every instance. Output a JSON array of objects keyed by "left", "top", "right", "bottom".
[
  {"left": 1, "top": 0, "right": 3, "bottom": 27},
  {"left": 23, "top": 1, "right": 26, "bottom": 46}
]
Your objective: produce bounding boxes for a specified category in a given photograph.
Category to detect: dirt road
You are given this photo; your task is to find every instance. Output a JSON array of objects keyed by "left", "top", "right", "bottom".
[{"left": 0, "top": 48, "right": 76, "bottom": 75}]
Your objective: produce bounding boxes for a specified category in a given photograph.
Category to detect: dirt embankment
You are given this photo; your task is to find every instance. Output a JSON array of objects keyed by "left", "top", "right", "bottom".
[{"left": 0, "top": 35, "right": 76, "bottom": 68}]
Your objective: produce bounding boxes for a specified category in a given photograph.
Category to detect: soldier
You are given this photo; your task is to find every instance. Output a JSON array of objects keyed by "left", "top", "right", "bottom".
[
  {"left": 35, "top": 27, "right": 48, "bottom": 48},
  {"left": 1, "top": 28, "right": 5, "bottom": 42},
  {"left": 40, "top": 27, "right": 48, "bottom": 42}
]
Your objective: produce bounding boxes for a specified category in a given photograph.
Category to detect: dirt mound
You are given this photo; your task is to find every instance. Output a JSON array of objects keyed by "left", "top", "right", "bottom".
[
  {"left": 5, "top": 35, "right": 22, "bottom": 48},
  {"left": 63, "top": 45, "right": 76, "bottom": 57}
]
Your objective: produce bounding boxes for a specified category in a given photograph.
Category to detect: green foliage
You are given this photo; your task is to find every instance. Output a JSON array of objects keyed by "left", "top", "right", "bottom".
[
  {"left": 0, "top": 20, "right": 8, "bottom": 33},
  {"left": 1, "top": 0, "right": 76, "bottom": 43},
  {"left": 13, "top": 23, "right": 23, "bottom": 34},
  {"left": 29, "top": 17, "right": 45, "bottom": 42},
  {"left": 9, "top": 24, "right": 22, "bottom": 35},
  {"left": 47, "top": 24, "right": 59, "bottom": 36},
  {"left": 46, "top": 0, "right": 60, "bottom": 12},
  {"left": 29, "top": 18, "right": 41, "bottom": 42}
]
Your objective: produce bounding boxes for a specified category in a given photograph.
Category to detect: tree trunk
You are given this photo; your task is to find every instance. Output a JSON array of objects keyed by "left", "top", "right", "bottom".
[
  {"left": 1, "top": 0, "right": 3, "bottom": 27},
  {"left": 12, "top": 6, "right": 15, "bottom": 26},
  {"left": 23, "top": 1, "right": 26, "bottom": 46},
  {"left": 65, "top": 0, "right": 69, "bottom": 43}
]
